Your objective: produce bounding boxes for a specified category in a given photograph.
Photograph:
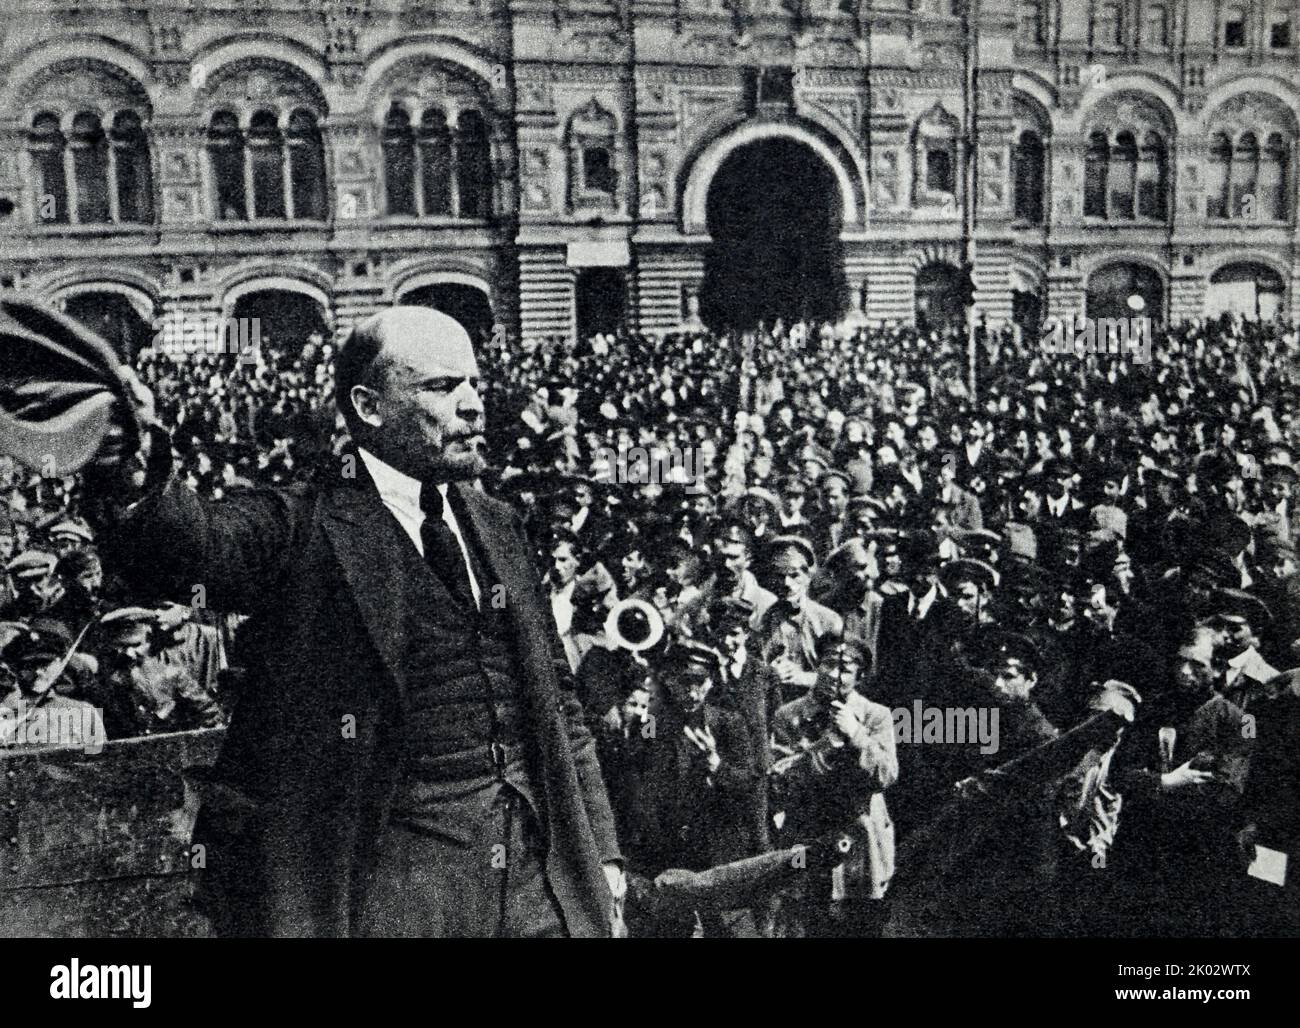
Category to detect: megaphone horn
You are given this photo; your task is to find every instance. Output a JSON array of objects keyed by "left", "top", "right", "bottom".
[{"left": 605, "top": 597, "right": 665, "bottom": 653}]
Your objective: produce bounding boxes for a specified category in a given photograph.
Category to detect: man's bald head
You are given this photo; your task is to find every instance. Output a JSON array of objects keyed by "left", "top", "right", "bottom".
[
  {"left": 336, "top": 306, "right": 486, "bottom": 482},
  {"left": 337, "top": 307, "right": 472, "bottom": 426}
]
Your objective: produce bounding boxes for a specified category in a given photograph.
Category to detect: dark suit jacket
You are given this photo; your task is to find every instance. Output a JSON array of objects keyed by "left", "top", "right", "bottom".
[
  {"left": 101, "top": 460, "right": 620, "bottom": 937},
  {"left": 615, "top": 703, "right": 758, "bottom": 875}
]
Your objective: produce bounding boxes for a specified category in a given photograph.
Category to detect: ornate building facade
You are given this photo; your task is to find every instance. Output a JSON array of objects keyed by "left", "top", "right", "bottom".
[{"left": 0, "top": 0, "right": 1297, "bottom": 345}]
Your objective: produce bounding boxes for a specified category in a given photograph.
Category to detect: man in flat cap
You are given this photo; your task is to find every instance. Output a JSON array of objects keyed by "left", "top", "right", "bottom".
[
  {"left": 621, "top": 640, "right": 759, "bottom": 937},
  {"left": 1109, "top": 622, "right": 1253, "bottom": 935},
  {"left": 1252, "top": 537, "right": 1300, "bottom": 666},
  {"left": 89, "top": 306, "right": 624, "bottom": 937},
  {"left": 931, "top": 451, "right": 985, "bottom": 533},
  {"left": 46, "top": 519, "right": 95, "bottom": 558},
  {"left": 704, "top": 595, "right": 780, "bottom": 851},
  {"left": 87, "top": 607, "right": 222, "bottom": 739},
  {"left": 47, "top": 547, "right": 105, "bottom": 639},
  {"left": 772, "top": 635, "right": 897, "bottom": 937},
  {"left": 1041, "top": 458, "right": 1088, "bottom": 530},
  {"left": 776, "top": 476, "right": 811, "bottom": 531},
  {"left": 0, "top": 617, "right": 105, "bottom": 753},
  {"left": 757, "top": 535, "right": 844, "bottom": 700},
  {"left": 703, "top": 519, "right": 776, "bottom": 629},
  {"left": 813, "top": 468, "right": 852, "bottom": 558},
  {"left": 5, "top": 551, "right": 62, "bottom": 619},
  {"left": 935, "top": 558, "right": 999, "bottom": 634},
  {"left": 1208, "top": 588, "right": 1279, "bottom": 712}
]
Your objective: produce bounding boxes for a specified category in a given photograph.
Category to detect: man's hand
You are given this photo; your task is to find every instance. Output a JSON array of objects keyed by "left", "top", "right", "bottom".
[
  {"left": 1161, "top": 759, "right": 1215, "bottom": 791},
  {"left": 599, "top": 705, "right": 623, "bottom": 736},
  {"left": 683, "top": 723, "right": 722, "bottom": 773},
  {"left": 603, "top": 861, "right": 627, "bottom": 939},
  {"left": 1090, "top": 679, "right": 1141, "bottom": 723},
  {"left": 830, "top": 700, "right": 861, "bottom": 743},
  {"left": 771, "top": 656, "right": 800, "bottom": 685},
  {"left": 89, "top": 367, "right": 158, "bottom": 502},
  {"left": 1237, "top": 823, "right": 1259, "bottom": 872}
]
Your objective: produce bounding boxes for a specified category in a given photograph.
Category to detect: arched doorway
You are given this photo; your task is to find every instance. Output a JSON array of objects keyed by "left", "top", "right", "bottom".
[
  {"left": 1086, "top": 263, "right": 1164, "bottom": 324},
  {"left": 574, "top": 267, "right": 626, "bottom": 341},
  {"left": 1205, "top": 262, "right": 1285, "bottom": 320},
  {"left": 229, "top": 289, "right": 330, "bottom": 362},
  {"left": 400, "top": 283, "right": 495, "bottom": 346},
  {"left": 699, "top": 137, "right": 847, "bottom": 331},
  {"left": 915, "top": 262, "right": 965, "bottom": 333},
  {"left": 1012, "top": 290, "right": 1043, "bottom": 335},
  {"left": 62, "top": 291, "right": 152, "bottom": 361}
]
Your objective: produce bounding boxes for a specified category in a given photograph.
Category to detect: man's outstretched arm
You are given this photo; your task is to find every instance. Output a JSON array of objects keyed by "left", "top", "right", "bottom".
[{"left": 84, "top": 374, "right": 297, "bottom": 614}]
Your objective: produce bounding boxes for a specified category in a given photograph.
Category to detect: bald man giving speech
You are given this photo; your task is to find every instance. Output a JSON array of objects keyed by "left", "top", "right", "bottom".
[{"left": 89, "top": 307, "right": 624, "bottom": 937}]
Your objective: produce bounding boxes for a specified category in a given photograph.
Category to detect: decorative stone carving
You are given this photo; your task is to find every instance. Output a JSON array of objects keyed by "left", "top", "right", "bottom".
[
  {"left": 17, "top": 59, "right": 151, "bottom": 114},
  {"left": 339, "top": 150, "right": 368, "bottom": 178},
  {"left": 874, "top": 148, "right": 898, "bottom": 207},
  {"left": 162, "top": 187, "right": 199, "bottom": 222},
  {"left": 162, "top": 151, "right": 194, "bottom": 182}
]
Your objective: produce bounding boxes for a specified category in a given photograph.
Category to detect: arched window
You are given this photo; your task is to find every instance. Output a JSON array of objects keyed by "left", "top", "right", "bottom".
[
  {"left": 1261, "top": 132, "right": 1289, "bottom": 220},
  {"left": 1096, "top": 2, "right": 1123, "bottom": 47},
  {"left": 1231, "top": 132, "right": 1259, "bottom": 220},
  {"left": 419, "top": 108, "right": 453, "bottom": 216},
  {"left": 927, "top": 143, "right": 955, "bottom": 193},
  {"left": 1137, "top": 132, "right": 1167, "bottom": 219},
  {"left": 1084, "top": 131, "right": 1109, "bottom": 217},
  {"left": 1206, "top": 131, "right": 1232, "bottom": 219},
  {"left": 1144, "top": 3, "right": 1169, "bottom": 47},
  {"left": 1109, "top": 131, "right": 1137, "bottom": 219},
  {"left": 1013, "top": 130, "right": 1044, "bottom": 223},
  {"left": 382, "top": 104, "right": 416, "bottom": 215},
  {"left": 208, "top": 110, "right": 246, "bottom": 221},
  {"left": 286, "top": 109, "right": 326, "bottom": 220},
  {"left": 247, "top": 110, "right": 285, "bottom": 219},
  {"left": 111, "top": 112, "right": 153, "bottom": 224},
  {"left": 70, "top": 112, "right": 110, "bottom": 224},
  {"left": 455, "top": 109, "right": 491, "bottom": 218},
  {"left": 1272, "top": 7, "right": 1293, "bottom": 48},
  {"left": 567, "top": 99, "right": 620, "bottom": 211},
  {"left": 28, "top": 112, "right": 68, "bottom": 223},
  {"left": 582, "top": 145, "right": 616, "bottom": 198}
]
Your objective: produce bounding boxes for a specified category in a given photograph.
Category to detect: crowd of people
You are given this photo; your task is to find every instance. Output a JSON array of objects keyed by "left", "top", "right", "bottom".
[{"left": 3, "top": 307, "right": 1300, "bottom": 937}]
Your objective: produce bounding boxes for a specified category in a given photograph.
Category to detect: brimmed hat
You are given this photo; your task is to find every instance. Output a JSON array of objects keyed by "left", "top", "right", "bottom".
[
  {"left": 0, "top": 294, "right": 142, "bottom": 474},
  {"left": 1206, "top": 588, "right": 1273, "bottom": 628},
  {"left": 938, "top": 557, "right": 998, "bottom": 591},
  {"left": 661, "top": 639, "right": 725, "bottom": 681}
]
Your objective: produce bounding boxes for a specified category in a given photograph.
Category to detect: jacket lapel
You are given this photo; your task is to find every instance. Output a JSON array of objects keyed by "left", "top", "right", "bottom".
[
  {"left": 451, "top": 483, "right": 534, "bottom": 620},
  {"left": 319, "top": 471, "right": 430, "bottom": 714}
]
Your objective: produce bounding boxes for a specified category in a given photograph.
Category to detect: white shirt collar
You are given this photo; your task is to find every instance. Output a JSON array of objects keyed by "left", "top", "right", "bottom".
[{"left": 358, "top": 447, "right": 438, "bottom": 518}]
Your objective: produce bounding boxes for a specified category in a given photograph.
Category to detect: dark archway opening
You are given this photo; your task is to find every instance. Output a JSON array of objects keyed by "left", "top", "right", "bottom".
[
  {"left": 1086, "top": 263, "right": 1164, "bottom": 325},
  {"left": 230, "top": 290, "right": 330, "bottom": 360},
  {"left": 915, "top": 262, "right": 965, "bottom": 334},
  {"left": 700, "top": 137, "right": 847, "bottom": 332},
  {"left": 401, "top": 283, "right": 495, "bottom": 346},
  {"left": 1206, "top": 262, "right": 1286, "bottom": 320},
  {"left": 574, "top": 267, "right": 627, "bottom": 341},
  {"left": 1012, "top": 289, "right": 1043, "bottom": 335},
  {"left": 63, "top": 291, "right": 152, "bottom": 362}
]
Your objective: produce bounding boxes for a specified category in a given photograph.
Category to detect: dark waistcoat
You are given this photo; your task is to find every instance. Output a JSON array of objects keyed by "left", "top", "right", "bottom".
[{"left": 388, "top": 511, "right": 541, "bottom": 838}]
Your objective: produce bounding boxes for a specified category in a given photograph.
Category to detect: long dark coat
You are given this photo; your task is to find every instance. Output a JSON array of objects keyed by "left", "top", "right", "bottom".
[{"left": 102, "top": 460, "right": 621, "bottom": 937}]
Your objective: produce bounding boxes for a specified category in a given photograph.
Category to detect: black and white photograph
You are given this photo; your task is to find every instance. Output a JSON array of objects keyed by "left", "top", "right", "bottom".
[{"left": 0, "top": 0, "right": 1295, "bottom": 993}]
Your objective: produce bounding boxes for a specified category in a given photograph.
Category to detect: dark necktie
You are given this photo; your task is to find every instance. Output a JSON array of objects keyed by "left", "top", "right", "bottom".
[{"left": 419, "top": 484, "right": 477, "bottom": 609}]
